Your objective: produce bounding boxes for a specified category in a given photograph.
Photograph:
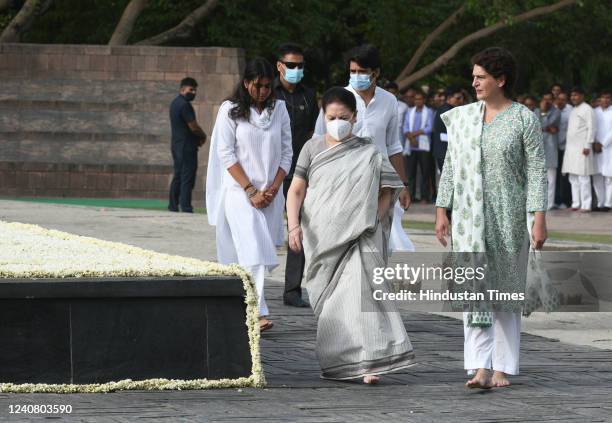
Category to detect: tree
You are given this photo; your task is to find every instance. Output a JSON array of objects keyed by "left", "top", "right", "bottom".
[
  {"left": 394, "top": 0, "right": 578, "bottom": 90},
  {"left": 109, "top": 0, "right": 149, "bottom": 45},
  {"left": 134, "top": 0, "right": 218, "bottom": 45},
  {"left": 0, "top": 0, "right": 52, "bottom": 43}
]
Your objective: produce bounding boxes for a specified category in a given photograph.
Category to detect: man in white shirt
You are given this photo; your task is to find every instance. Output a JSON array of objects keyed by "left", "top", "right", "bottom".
[
  {"left": 314, "top": 44, "right": 414, "bottom": 252},
  {"left": 403, "top": 90, "right": 434, "bottom": 203},
  {"left": 384, "top": 81, "right": 409, "bottom": 153},
  {"left": 593, "top": 91, "right": 612, "bottom": 211},
  {"left": 561, "top": 86, "right": 597, "bottom": 212},
  {"left": 554, "top": 92, "right": 573, "bottom": 208}
]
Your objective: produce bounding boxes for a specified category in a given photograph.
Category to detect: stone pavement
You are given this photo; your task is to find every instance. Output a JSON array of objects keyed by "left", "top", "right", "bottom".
[
  {"left": 1, "top": 200, "right": 611, "bottom": 422},
  {"left": 406, "top": 202, "right": 612, "bottom": 236}
]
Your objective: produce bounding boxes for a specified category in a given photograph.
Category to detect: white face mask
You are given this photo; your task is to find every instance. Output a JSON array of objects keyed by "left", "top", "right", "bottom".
[{"left": 326, "top": 118, "right": 353, "bottom": 141}]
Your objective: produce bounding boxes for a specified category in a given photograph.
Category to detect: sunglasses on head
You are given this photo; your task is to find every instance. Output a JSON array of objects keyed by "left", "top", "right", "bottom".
[{"left": 282, "top": 61, "right": 305, "bottom": 69}]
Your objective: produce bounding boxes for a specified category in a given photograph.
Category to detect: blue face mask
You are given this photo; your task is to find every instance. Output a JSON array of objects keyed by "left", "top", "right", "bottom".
[
  {"left": 350, "top": 73, "right": 372, "bottom": 91},
  {"left": 284, "top": 67, "right": 304, "bottom": 84}
]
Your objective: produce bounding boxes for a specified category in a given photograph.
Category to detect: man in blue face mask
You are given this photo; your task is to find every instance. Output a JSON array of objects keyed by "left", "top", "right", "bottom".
[
  {"left": 168, "top": 77, "right": 207, "bottom": 213},
  {"left": 315, "top": 44, "right": 415, "bottom": 253},
  {"left": 273, "top": 43, "right": 318, "bottom": 307}
]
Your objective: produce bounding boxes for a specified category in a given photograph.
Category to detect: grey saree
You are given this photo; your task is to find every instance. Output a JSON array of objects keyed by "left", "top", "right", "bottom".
[{"left": 300, "top": 136, "right": 415, "bottom": 380}]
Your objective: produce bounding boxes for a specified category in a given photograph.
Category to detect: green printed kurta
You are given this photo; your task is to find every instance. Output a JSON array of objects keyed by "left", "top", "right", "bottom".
[{"left": 436, "top": 101, "right": 547, "bottom": 312}]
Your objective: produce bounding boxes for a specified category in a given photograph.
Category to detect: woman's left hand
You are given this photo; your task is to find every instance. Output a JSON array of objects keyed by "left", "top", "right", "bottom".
[
  {"left": 288, "top": 226, "right": 303, "bottom": 252},
  {"left": 531, "top": 221, "right": 547, "bottom": 250}
]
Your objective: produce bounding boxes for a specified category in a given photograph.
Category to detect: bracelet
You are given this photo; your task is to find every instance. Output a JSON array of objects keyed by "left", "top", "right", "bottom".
[
  {"left": 402, "top": 182, "right": 410, "bottom": 188},
  {"left": 288, "top": 225, "right": 300, "bottom": 234},
  {"left": 247, "top": 189, "right": 258, "bottom": 199},
  {"left": 244, "top": 183, "right": 254, "bottom": 191}
]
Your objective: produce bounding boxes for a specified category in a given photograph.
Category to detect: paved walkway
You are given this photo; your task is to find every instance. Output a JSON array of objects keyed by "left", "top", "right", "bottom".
[
  {"left": 0, "top": 200, "right": 611, "bottom": 422},
  {"left": 406, "top": 202, "right": 612, "bottom": 236}
]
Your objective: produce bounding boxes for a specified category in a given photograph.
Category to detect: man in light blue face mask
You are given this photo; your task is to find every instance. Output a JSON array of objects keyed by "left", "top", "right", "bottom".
[
  {"left": 314, "top": 44, "right": 415, "bottom": 253},
  {"left": 273, "top": 43, "right": 319, "bottom": 308}
]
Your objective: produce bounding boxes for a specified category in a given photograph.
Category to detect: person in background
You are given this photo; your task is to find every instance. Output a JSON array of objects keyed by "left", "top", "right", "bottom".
[
  {"left": 432, "top": 86, "right": 464, "bottom": 174},
  {"left": 404, "top": 90, "right": 434, "bottom": 203},
  {"left": 551, "top": 83, "right": 563, "bottom": 99},
  {"left": 273, "top": 42, "right": 318, "bottom": 307},
  {"left": 402, "top": 87, "right": 417, "bottom": 108},
  {"left": 535, "top": 93, "right": 561, "bottom": 210},
  {"left": 206, "top": 58, "right": 293, "bottom": 332},
  {"left": 593, "top": 91, "right": 612, "bottom": 211},
  {"left": 314, "top": 44, "right": 415, "bottom": 252},
  {"left": 516, "top": 94, "right": 527, "bottom": 105},
  {"left": 434, "top": 88, "right": 446, "bottom": 109},
  {"left": 590, "top": 94, "right": 601, "bottom": 109},
  {"left": 168, "top": 77, "right": 207, "bottom": 213},
  {"left": 384, "top": 81, "right": 409, "bottom": 156},
  {"left": 554, "top": 92, "right": 573, "bottom": 208},
  {"left": 562, "top": 86, "right": 597, "bottom": 212},
  {"left": 524, "top": 95, "right": 537, "bottom": 112}
]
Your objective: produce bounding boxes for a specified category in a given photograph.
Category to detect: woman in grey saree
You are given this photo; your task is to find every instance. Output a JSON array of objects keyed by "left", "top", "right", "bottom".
[{"left": 286, "top": 88, "right": 415, "bottom": 384}]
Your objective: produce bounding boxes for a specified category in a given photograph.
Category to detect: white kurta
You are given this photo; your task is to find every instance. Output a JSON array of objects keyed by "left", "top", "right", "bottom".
[
  {"left": 595, "top": 106, "right": 612, "bottom": 177},
  {"left": 562, "top": 102, "right": 597, "bottom": 176},
  {"left": 314, "top": 86, "right": 414, "bottom": 252},
  {"left": 206, "top": 100, "right": 293, "bottom": 268}
]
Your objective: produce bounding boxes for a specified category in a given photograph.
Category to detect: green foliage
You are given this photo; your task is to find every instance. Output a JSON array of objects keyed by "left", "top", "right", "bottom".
[{"left": 18, "top": 0, "right": 612, "bottom": 95}]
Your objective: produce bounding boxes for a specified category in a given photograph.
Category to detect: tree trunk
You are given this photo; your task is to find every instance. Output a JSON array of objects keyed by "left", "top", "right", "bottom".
[
  {"left": 396, "top": 0, "right": 578, "bottom": 90},
  {"left": 109, "top": 0, "right": 149, "bottom": 46},
  {"left": 396, "top": 4, "right": 465, "bottom": 83},
  {"left": 0, "top": 0, "right": 52, "bottom": 43},
  {"left": 135, "top": 0, "right": 218, "bottom": 46}
]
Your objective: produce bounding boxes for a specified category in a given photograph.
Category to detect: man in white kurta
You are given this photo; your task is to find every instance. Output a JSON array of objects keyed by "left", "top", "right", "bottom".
[
  {"left": 207, "top": 100, "right": 293, "bottom": 316},
  {"left": 561, "top": 89, "right": 597, "bottom": 211},
  {"left": 315, "top": 85, "right": 415, "bottom": 252},
  {"left": 594, "top": 92, "right": 612, "bottom": 210}
]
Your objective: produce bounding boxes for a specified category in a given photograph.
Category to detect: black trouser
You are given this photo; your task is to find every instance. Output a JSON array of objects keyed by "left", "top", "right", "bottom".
[
  {"left": 169, "top": 142, "right": 198, "bottom": 212},
  {"left": 406, "top": 151, "right": 434, "bottom": 202},
  {"left": 555, "top": 148, "right": 571, "bottom": 207},
  {"left": 283, "top": 177, "right": 305, "bottom": 302}
]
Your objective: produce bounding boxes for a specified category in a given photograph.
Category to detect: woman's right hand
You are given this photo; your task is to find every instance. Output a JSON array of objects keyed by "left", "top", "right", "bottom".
[
  {"left": 250, "top": 191, "right": 270, "bottom": 209},
  {"left": 435, "top": 208, "right": 450, "bottom": 247},
  {"left": 288, "top": 226, "right": 303, "bottom": 252}
]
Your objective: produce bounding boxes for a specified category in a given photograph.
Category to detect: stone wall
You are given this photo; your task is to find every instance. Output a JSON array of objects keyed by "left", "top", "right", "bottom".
[{"left": 0, "top": 43, "right": 244, "bottom": 200}]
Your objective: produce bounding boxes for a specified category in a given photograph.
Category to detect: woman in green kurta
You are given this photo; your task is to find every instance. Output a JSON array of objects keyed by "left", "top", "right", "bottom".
[{"left": 435, "top": 47, "right": 548, "bottom": 389}]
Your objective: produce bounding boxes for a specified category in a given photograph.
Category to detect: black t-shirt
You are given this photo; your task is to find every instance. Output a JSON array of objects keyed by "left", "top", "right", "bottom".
[
  {"left": 273, "top": 78, "right": 318, "bottom": 177},
  {"left": 169, "top": 94, "right": 198, "bottom": 148}
]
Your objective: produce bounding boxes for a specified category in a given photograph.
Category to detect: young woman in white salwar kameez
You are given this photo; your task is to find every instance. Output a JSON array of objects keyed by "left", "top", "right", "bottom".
[
  {"left": 287, "top": 88, "right": 415, "bottom": 385},
  {"left": 206, "top": 58, "right": 292, "bottom": 332}
]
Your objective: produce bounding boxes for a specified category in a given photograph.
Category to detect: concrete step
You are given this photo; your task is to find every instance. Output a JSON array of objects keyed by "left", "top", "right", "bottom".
[
  {"left": 0, "top": 109, "right": 170, "bottom": 135},
  {"left": 0, "top": 137, "right": 171, "bottom": 166},
  {"left": 0, "top": 79, "right": 176, "bottom": 104}
]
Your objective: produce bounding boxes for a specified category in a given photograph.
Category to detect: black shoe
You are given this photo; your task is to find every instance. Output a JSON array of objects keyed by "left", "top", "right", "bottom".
[
  {"left": 168, "top": 206, "right": 179, "bottom": 212},
  {"left": 284, "top": 297, "right": 310, "bottom": 307},
  {"left": 593, "top": 207, "right": 602, "bottom": 212},
  {"left": 603, "top": 207, "right": 611, "bottom": 212}
]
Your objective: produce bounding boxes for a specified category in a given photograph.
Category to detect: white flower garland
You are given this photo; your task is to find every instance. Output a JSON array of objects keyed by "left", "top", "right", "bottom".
[{"left": 0, "top": 220, "right": 265, "bottom": 393}]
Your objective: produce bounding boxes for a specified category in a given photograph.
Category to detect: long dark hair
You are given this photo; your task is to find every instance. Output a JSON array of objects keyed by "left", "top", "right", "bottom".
[{"left": 228, "top": 57, "right": 276, "bottom": 121}]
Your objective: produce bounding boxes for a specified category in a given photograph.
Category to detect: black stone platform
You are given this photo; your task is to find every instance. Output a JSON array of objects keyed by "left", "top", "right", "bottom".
[{"left": 0, "top": 276, "right": 252, "bottom": 384}]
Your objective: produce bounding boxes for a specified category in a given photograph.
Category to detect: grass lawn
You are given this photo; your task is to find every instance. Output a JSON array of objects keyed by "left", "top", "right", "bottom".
[{"left": 1, "top": 197, "right": 206, "bottom": 214}]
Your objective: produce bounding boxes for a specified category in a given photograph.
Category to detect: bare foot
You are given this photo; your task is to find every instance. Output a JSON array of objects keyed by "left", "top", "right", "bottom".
[
  {"left": 259, "top": 317, "right": 273, "bottom": 332},
  {"left": 363, "top": 375, "right": 380, "bottom": 385},
  {"left": 491, "top": 371, "right": 511, "bottom": 388},
  {"left": 466, "top": 368, "right": 492, "bottom": 389}
]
